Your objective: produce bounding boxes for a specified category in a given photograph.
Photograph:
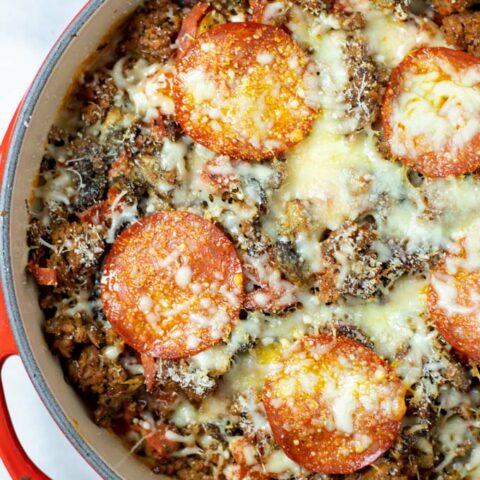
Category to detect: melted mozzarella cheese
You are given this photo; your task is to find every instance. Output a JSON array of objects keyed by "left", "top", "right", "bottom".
[
  {"left": 363, "top": 12, "right": 446, "bottom": 68},
  {"left": 35, "top": 168, "right": 76, "bottom": 210},
  {"left": 466, "top": 446, "right": 480, "bottom": 478},
  {"left": 171, "top": 400, "right": 199, "bottom": 427},
  {"left": 390, "top": 59, "right": 480, "bottom": 158},
  {"left": 435, "top": 415, "right": 472, "bottom": 472},
  {"left": 112, "top": 58, "right": 175, "bottom": 119},
  {"left": 264, "top": 450, "right": 303, "bottom": 475},
  {"left": 288, "top": 7, "right": 362, "bottom": 133},
  {"left": 160, "top": 139, "right": 188, "bottom": 178},
  {"left": 105, "top": 191, "right": 138, "bottom": 243},
  {"left": 346, "top": 277, "right": 428, "bottom": 360},
  {"left": 276, "top": 118, "right": 373, "bottom": 231}
]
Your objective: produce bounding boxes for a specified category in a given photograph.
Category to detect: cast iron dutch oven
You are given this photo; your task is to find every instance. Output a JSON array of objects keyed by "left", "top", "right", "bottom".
[{"left": 0, "top": 1, "right": 167, "bottom": 478}]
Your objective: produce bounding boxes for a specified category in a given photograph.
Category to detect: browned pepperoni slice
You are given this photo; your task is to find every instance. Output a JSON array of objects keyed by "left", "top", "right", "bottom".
[
  {"left": 382, "top": 47, "right": 480, "bottom": 177},
  {"left": 101, "top": 211, "right": 243, "bottom": 359},
  {"left": 173, "top": 22, "right": 319, "bottom": 160},
  {"left": 263, "top": 334, "right": 406, "bottom": 474},
  {"left": 428, "top": 236, "right": 480, "bottom": 362}
]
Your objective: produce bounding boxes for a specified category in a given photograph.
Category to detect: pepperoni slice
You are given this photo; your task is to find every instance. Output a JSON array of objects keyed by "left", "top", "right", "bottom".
[
  {"left": 176, "top": 2, "right": 210, "bottom": 59},
  {"left": 27, "top": 263, "right": 58, "bottom": 286},
  {"left": 173, "top": 22, "right": 319, "bottom": 161},
  {"left": 428, "top": 236, "right": 480, "bottom": 362},
  {"left": 382, "top": 47, "right": 480, "bottom": 177},
  {"left": 100, "top": 211, "right": 243, "bottom": 359},
  {"left": 262, "top": 335, "right": 406, "bottom": 474}
]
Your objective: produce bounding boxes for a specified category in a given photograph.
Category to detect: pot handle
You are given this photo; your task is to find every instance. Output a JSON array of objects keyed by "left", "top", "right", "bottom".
[
  {"left": 0, "top": 112, "right": 50, "bottom": 479},
  {"left": 0, "top": 295, "right": 50, "bottom": 480}
]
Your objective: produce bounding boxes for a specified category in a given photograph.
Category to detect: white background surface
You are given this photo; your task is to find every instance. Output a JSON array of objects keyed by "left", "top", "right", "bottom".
[{"left": 0, "top": 1, "right": 101, "bottom": 479}]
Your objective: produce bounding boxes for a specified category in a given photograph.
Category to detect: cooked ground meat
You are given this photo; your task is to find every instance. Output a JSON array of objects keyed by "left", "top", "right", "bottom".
[
  {"left": 47, "top": 125, "right": 66, "bottom": 148},
  {"left": 343, "top": 32, "right": 385, "bottom": 132},
  {"left": 201, "top": 155, "right": 241, "bottom": 195},
  {"left": 139, "top": 115, "right": 182, "bottom": 145},
  {"left": 27, "top": 218, "right": 52, "bottom": 263},
  {"left": 335, "top": 11, "right": 366, "bottom": 30},
  {"left": 134, "top": 151, "right": 170, "bottom": 189},
  {"left": 65, "top": 137, "right": 109, "bottom": 212},
  {"left": 317, "top": 222, "right": 437, "bottom": 302},
  {"left": 292, "top": 0, "right": 334, "bottom": 15},
  {"left": 444, "top": 361, "right": 471, "bottom": 391},
  {"left": 121, "top": 0, "right": 182, "bottom": 63},
  {"left": 44, "top": 311, "right": 104, "bottom": 358},
  {"left": 243, "top": 251, "right": 299, "bottom": 313},
  {"left": 271, "top": 241, "right": 308, "bottom": 285},
  {"left": 156, "top": 359, "right": 218, "bottom": 400},
  {"left": 210, "top": 0, "right": 248, "bottom": 17},
  {"left": 380, "top": 239, "right": 438, "bottom": 290},
  {"left": 68, "top": 345, "right": 127, "bottom": 395},
  {"left": 122, "top": 121, "right": 169, "bottom": 159},
  {"left": 47, "top": 221, "right": 105, "bottom": 290},
  {"left": 279, "top": 199, "right": 314, "bottom": 240},
  {"left": 349, "top": 459, "right": 410, "bottom": 480},
  {"left": 432, "top": 0, "right": 479, "bottom": 16},
  {"left": 376, "top": 128, "right": 394, "bottom": 162},
  {"left": 317, "top": 221, "right": 382, "bottom": 302},
  {"left": 442, "top": 12, "right": 480, "bottom": 57},
  {"left": 78, "top": 72, "right": 118, "bottom": 126},
  {"left": 154, "top": 457, "right": 215, "bottom": 479},
  {"left": 371, "top": 0, "right": 412, "bottom": 19},
  {"left": 332, "top": 324, "right": 375, "bottom": 350},
  {"left": 106, "top": 152, "right": 149, "bottom": 206}
]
